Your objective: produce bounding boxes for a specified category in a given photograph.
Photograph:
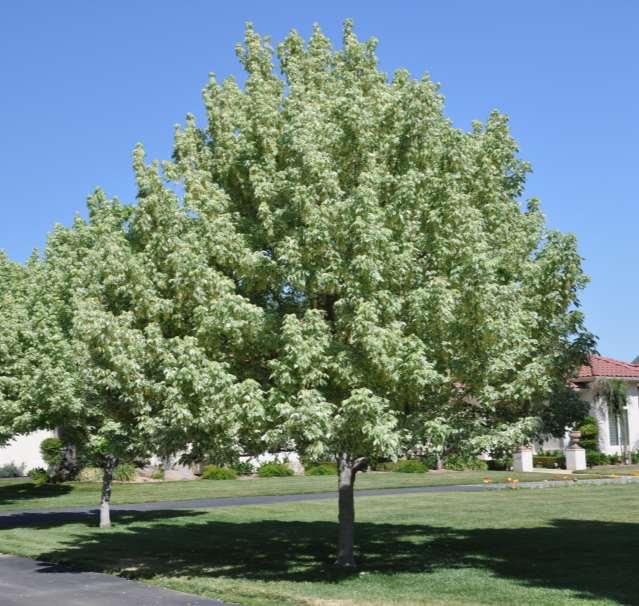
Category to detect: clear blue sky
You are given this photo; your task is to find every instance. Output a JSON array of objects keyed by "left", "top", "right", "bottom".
[{"left": 1, "top": 2, "right": 637, "bottom": 360}]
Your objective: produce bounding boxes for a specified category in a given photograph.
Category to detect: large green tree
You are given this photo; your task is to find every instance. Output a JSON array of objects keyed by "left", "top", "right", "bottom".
[
  {"left": 1, "top": 183, "right": 266, "bottom": 526},
  {"left": 1, "top": 21, "right": 592, "bottom": 563},
  {"left": 138, "top": 22, "right": 592, "bottom": 566}
]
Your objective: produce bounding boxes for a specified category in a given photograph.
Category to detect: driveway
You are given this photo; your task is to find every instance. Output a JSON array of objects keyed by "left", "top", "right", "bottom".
[{"left": 0, "top": 554, "right": 230, "bottom": 606}]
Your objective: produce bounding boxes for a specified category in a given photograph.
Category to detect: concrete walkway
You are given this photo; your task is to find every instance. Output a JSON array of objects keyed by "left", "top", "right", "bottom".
[{"left": 0, "top": 554, "right": 229, "bottom": 606}]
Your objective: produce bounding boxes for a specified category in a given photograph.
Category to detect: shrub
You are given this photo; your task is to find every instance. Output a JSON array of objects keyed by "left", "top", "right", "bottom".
[
  {"left": 305, "top": 462, "right": 337, "bottom": 476},
  {"left": 257, "top": 462, "right": 294, "bottom": 477},
  {"left": 586, "top": 451, "right": 608, "bottom": 466},
  {"left": 419, "top": 453, "right": 439, "bottom": 469},
  {"left": 370, "top": 460, "right": 395, "bottom": 471},
  {"left": 393, "top": 459, "right": 427, "bottom": 473},
  {"left": 77, "top": 467, "right": 102, "bottom": 482},
  {"left": 608, "top": 453, "right": 622, "bottom": 465},
  {"left": 28, "top": 467, "right": 48, "bottom": 486},
  {"left": 533, "top": 455, "right": 558, "bottom": 469},
  {"left": 487, "top": 457, "right": 512, "bottom": 471},
  {"left": 472, "top": 459, "right": 489, "bottom": 471},
  {"left": 631, "top": 451, "right": 639, "bottom": 465},
  {"left": 0, "top": 462, "right": 25, "bottom": 478},
  {"left": 580, "top": 439, "right": 598, "bottom": 452},
  {"left": 578, "top": 416, "right": 599, "bottom": 451},
  {"left": 40, "top": 437, "right": 63, "bottom": 468},
  {"left": 533, "top": 451, "right": 566, "bottom": 469},
  {"left": 150, "top": 469, "right": 165, "bottom": 480},
  {"left": 232, "top": 461, "right": 255, "bottom": 476},
  {"left": 201, "top": 465, "right": 237, "bottom": 480},
  {"left": 444, "top": 454, "right": 489, "bottom": 471},
  {"left": 113, "top": 463, "right": 136, "bottom": 482}
]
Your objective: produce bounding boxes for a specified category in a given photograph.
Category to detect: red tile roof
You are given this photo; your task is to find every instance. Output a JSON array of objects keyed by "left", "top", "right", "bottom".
[{"left": 575, "top": 355, "right": 639, "bottom": 380}]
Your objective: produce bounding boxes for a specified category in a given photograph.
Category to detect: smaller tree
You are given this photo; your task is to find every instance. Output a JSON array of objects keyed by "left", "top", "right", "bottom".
[{"left": 577, "top": 416, "right": 599, "bottom": 452}]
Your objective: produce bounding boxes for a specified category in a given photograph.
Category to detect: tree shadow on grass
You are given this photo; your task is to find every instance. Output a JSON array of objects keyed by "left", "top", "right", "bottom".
[
  {"left": 15, "top": 510, "right": 639, "bottom": 605},
  {"left": 0, "top": 508, "right": 204, "bottom": 530},
  {"left": 0, "top": 481, "right": 73, "bottom": 507}
]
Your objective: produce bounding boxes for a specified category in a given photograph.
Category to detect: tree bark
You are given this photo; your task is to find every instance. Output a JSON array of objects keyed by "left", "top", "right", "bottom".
[
  {"left": 335, "top": 455, "right": 366, "bottom": 568},
  {"left": 99, "top": 455, "right": 117, "bottom": 529}
]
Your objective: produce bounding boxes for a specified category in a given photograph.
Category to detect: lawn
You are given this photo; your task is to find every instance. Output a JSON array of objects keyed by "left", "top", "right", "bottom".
[
  {"left": 575, "top": 464, "right": 639, "bottom": 477},
  {"left": 1, "top": 483, "right": 638, "bottom": 605},
  {"left": 0, "top": 470, "right": 564, "bottom": 512}
]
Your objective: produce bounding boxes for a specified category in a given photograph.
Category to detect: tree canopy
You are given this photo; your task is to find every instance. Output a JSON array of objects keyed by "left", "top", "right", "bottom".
[
  {"left": 0, "top": 21, "right": 593, "bottom": 561},
  {"left": 152, "top": 21, "right": 592, "bottom": 564}
]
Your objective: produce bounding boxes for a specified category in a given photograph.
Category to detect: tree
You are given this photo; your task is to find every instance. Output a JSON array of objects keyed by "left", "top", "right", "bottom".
[
  {"left": 1, "top": 20, "right": 592, "bottom": 561},
  {"left": 137, "top": 21, "right": 593, "bottom": 566},
  {"left": 16, "top": 187, "right": 266, "bottom": 528},
  {"left": 0, "top": 252, "right": 31, "bottom": 445},
  {"left": 7, "top": 198, "right": 153, "bottom": 527}
]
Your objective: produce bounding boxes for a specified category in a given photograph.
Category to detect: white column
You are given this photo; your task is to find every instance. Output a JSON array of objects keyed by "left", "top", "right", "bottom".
[
  {"left": 565, "top": 446, "right": 586, "bottom": 471},
  {"left": 512, "top": 446, "right": 533, "bottom": 472}
]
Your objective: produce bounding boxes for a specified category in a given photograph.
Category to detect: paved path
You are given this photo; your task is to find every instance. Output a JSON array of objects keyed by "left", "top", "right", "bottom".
[{"left": 0, "top": 554, "right": 229, "bottom": 606}]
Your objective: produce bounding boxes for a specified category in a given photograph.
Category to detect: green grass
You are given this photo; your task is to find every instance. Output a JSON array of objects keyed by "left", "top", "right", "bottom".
[
  {"left": 0, "top": 470, "right": 564, "bottom": 512},
  {"left": 1, "top": 483, "right": 638, "bottom": 605},
  {"left": 575, "top": 464, "right": 639, "bottom": 476}
]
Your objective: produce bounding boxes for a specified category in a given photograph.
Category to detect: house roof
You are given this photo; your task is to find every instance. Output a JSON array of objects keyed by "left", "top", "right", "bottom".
[{"left": 575, "top": 355, "right": 639, "bottom": 381}]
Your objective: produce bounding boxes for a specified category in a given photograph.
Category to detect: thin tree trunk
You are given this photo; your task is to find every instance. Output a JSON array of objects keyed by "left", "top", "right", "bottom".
[
  {"left": 436, "top": 454, "right": 443, "bottom": 471},
  {"left": 99, "top": 455, "right": 117, "bottom": 529},
  {"left": 336, "top": 455, "right": 367, "bottom": 568}
]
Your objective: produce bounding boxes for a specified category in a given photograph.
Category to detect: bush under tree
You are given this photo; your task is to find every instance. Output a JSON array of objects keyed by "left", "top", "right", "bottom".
[
  {"left": 201, "top": 465, "right": 238, "bottom": 480},
  {"left": 257, "top": 462, "right": 294, "bottom": 478}
]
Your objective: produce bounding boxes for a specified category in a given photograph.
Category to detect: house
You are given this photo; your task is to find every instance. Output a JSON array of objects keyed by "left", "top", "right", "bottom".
[
  {"left": 0, "top": 429, "right": 57, "bottom": 473},
  {"left": 542, "top": 355, "right": 639, "bottom": 455}
]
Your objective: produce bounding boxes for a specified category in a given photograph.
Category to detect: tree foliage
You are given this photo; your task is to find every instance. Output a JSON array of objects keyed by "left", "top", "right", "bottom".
[
  {"left": 0, "top": 21, "right": 593, "bottom": 558},
  {"left": 155, "top": 21, "right": 592, "bottom": 564},
  {"left": 159, "top": 21, "right": 592, "bottom": 459},
  {"left": 0, "top": 253, "right": 29, "bottom": 445}
]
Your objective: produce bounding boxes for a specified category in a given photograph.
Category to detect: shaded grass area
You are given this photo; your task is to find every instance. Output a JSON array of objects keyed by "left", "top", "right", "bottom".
[
  {"left": 0, "top": 470, "right": 562, "bottom": 512},
  {"left": 1, "top": 484, "right": 638, "bottom": 605}
]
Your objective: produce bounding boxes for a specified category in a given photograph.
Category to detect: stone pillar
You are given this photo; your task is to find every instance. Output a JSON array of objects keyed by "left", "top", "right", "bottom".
[
  {"left": 565, "top": 446, "right": 587, "bottom": 471},
  {"left": 565, "top": 430, "right": 587, "bottom": 471},
  {"left": 512, "top": 446, "right": 533, "bottom": 472}
]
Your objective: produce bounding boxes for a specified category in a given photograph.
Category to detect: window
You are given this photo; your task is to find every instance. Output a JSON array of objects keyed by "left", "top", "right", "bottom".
[
  {"left": 608, "top": 407, "right": 628, "bottom": 447},
  {"left": 609, "top": 409, "right": 620, "bottom": 446}
]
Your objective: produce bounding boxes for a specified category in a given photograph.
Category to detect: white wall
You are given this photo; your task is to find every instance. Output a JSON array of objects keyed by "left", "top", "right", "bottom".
[
  {"left": 539, "top": 383, "right": 639, "bottom": 456},
  {"left": 241, "top": 451, "right": 304, "bottom": 474},
  {"left": 0, "top": 430, "right": 57, "bottom": 474},
  {"left": 582, "top": 384, "right": 639, "bottom": 455},
  {"left": 626, "top": 384, "right": 639, "bottom": 452}
]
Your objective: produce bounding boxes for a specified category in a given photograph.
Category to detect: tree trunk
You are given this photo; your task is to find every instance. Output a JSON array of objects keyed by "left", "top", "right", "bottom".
[
  {"left": 58, "top": 443, "right": 80, "bottom": 481},
  {"left": 99, "top": 455, "right": 117, "bottom": 529},
  {"left": 335, "top": 455, "right": 366, "bottom": 568},
  {"left": 436, "top": 454, "right": 443, "bottom": 471}
]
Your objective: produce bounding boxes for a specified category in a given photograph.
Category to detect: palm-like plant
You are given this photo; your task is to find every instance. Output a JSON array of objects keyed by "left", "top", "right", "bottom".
[{"left": 593, "top": 379, "right": 630, "bottom": 463}]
